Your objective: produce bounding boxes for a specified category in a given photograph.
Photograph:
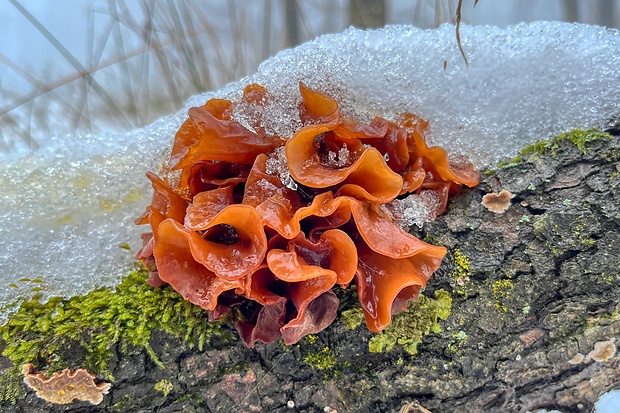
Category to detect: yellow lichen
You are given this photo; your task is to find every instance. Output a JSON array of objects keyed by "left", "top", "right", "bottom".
[
  {"left": 451, "top": 249, "right": 471, "bottom": 279},
  {"left": 340, "top": 307, "right": 365, "bottom": 330},
  {"left": 451, "top": 249, "right": 472, "bottom": 295},
  {"left": 303, "top": 347, "right": 336, "bottom": 370},
  {"left": 492, "top": 279, "right": 514, "bottom": 313},
  {"left": 154, "top": 379, "right": 174, "bottom": 397}
]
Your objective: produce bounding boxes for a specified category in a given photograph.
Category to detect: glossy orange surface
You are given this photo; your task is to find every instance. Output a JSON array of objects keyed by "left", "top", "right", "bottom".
[{"left": 137, "top": 82, "right": 479, "bottom": 347}]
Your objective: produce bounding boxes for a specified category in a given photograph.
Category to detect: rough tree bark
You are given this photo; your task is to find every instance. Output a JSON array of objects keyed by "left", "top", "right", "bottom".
[{"left": 5, "top": 130, "right": 620, "bottom": 413}]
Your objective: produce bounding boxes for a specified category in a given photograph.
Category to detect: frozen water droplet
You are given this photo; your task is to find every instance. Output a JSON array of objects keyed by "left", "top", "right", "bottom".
[{"left": 266, "top": 147, "right": 298, "bottom": 190}]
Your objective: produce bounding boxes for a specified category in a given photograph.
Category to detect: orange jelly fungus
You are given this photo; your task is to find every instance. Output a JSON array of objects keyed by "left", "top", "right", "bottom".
[{"left": 136, "top": 82, "right": 479, "bottom": 347}]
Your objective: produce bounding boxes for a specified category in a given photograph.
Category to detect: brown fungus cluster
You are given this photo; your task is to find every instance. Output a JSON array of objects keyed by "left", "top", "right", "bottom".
[{"left": 136, "top": 83, "right": 479, "bottom": 347}]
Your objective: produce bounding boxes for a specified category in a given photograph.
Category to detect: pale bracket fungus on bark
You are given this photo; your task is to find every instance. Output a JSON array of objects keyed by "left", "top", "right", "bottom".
[
  {"left": 568, "top": 337, "right": 617, "bottom": 365},
  {"left": 481, "top": 189, "right": 514, "bottom": 214},
  {"left": 22, "top": 363, "right": 111, "bottom": 405},
  {"left": 586, "top": 337, "right": 617, "bottom": 362}
]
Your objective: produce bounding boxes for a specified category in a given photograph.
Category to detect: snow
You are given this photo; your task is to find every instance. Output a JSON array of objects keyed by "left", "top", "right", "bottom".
[
  {"left": 385, "top": 193, "right": 434, "bottom": 230},
  {"left": 0, "top": 118, "right": 179, "bottom": 320},
  {"left": 265, "top": 146, "right": 298, "bottom": 191},
  {"left": 1, "top": 22, "right": 620, "bottom": 323}
]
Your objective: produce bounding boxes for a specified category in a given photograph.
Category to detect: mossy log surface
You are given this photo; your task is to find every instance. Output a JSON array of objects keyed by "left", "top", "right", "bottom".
[{"left": 2, "top": 130, "right": 619, "bottom": 413}]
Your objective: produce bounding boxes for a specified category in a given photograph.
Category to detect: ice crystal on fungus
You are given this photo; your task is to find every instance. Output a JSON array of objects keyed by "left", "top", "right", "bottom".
[
  {"left": 136, "top": 82, "right": 479, "bottom": 347},
  {"left": 265, "top": 146, "right": 298, "bottom": 190}
]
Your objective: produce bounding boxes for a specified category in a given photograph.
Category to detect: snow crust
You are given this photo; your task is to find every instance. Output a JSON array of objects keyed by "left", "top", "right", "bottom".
[{"left": 1, "top": 22, "right": 620, "bottom": 322}]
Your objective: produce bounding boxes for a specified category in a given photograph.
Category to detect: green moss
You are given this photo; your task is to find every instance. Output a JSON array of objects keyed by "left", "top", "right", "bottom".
[
  {"left": 304, "top": 347, "right": 336, "bottom": 370},
  {"left": 0, "top": 268, "right": 233, "bottom": 404},
  {"left": 341, "top": 307, "right": 365, "bottom": 330},
  {"left": 565, "top": 129, "right": 611, "bottom": 153},
  {"left": 0, "top": 373, "right": 23, "bottom": 405},
  {"left": 176, "top": 394, "right": 192, "bottom": 404},
  {"left": 517, "top": 140, "right": 555, "bottom": 159},
  {"left": 368, "top": 289, "right": 452, "bottom": 355},
  {"left": 498, "top": 129, "right": 612, "bottom": 167},
  {"left": 423, "top": 234, "right": 440, "bottom": 244},
  {"left": 154, "top": 379, "right": 174, "bottom": 397}
]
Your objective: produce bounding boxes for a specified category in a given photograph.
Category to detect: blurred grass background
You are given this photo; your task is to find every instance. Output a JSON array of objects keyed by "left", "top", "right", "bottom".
[{"left": 1, "top": 0, "right": 618, "bottom": 153}]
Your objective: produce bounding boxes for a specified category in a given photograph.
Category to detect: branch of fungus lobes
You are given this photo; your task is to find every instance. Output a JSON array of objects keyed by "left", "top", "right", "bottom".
[{"left": 135, "top": 82, "right": 479, "bottom": 347}]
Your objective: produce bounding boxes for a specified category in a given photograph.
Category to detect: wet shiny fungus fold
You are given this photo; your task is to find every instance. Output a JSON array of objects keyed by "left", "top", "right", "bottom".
[{"left": 137, "top": 82, "right": 479, "bottom": 347}]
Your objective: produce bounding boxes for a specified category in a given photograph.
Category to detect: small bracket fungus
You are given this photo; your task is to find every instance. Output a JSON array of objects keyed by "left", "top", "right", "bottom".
[
  {"left": 22, "top": 363, "right": 111, "bottom": 405},
  {"left": 568, "top": 338, "right": 617, "bottom": 365},
  {"left": 585, "top": 337, "right": 617, "bottom": 362},
  {"left": 568, "top": 352, "right": 586, "bottom": 365},
  {"left": 400, "top": 400, "right": 434, "bottom": 413},
  {"left": 481, "top": 189, "right": 514, "bottom": 213}
]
